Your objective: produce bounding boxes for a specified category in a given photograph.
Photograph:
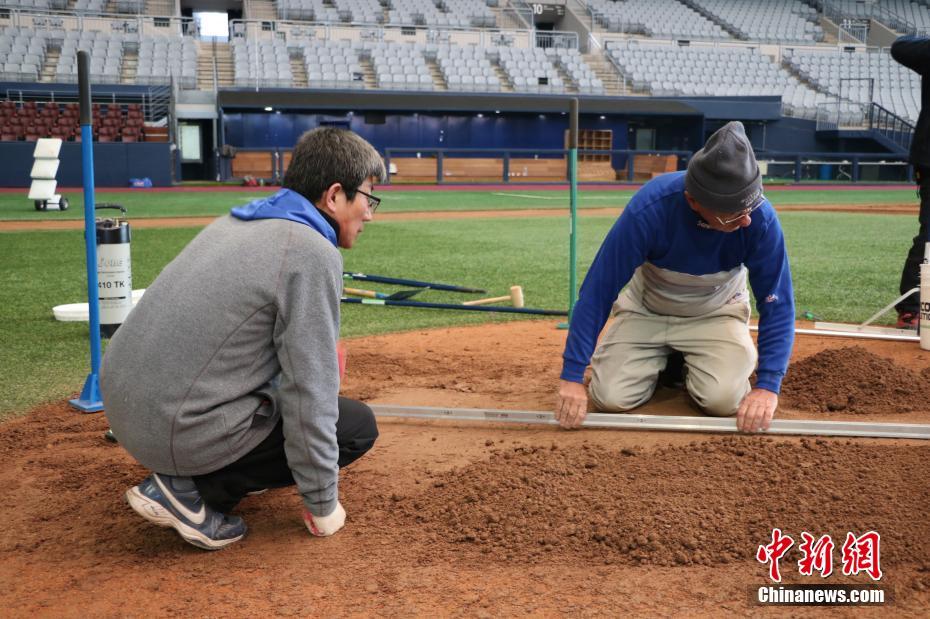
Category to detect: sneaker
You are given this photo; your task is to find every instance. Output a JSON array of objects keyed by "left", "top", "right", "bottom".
[
  {"left": 125, "top": 473, "right": 247, "bottom": 550},
  {"left": 896, "top": 311, "right": 919, "bottom": 330}
]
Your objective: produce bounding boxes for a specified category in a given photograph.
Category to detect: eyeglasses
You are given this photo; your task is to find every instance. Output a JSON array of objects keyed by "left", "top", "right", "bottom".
[
  {"left": 714, "top": 199, "right": 763, "bottom": 226},
  {"left": 355, "top": 188, "right": 381, "bottom": 213}
]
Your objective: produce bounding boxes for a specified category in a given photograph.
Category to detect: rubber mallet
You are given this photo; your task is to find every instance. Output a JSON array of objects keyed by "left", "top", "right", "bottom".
[{"left": 461, "top": 285, "right": 524, "bottom": 308}]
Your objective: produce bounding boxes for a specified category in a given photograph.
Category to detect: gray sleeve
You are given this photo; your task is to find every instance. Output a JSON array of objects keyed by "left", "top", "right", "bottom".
[{"left": 272, "top": 230, "right": 344, "bottom": 517}]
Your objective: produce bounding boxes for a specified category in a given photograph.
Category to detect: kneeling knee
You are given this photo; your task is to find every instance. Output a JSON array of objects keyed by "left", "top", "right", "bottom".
[
  {"left": 693, "top": 391, "right": 741, "bottom": 418},
  {"left": 589, "top": 380, "right": 654, "bottom": 413}
]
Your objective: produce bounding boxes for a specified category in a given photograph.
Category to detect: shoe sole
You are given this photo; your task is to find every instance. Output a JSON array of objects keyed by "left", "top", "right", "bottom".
[{"left": 125, "top": 487, "right": 245, "bottom": 551}]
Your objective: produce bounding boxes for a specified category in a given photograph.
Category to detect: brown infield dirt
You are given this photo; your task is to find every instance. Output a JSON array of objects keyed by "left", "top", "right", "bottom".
[{"left": 2, "top": 320, "right": 930, "bottom": 617}]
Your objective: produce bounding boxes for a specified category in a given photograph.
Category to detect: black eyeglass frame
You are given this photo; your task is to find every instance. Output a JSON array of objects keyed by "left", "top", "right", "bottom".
[{"left": 355, "top": 188, "right": 381, "bottom": 213}]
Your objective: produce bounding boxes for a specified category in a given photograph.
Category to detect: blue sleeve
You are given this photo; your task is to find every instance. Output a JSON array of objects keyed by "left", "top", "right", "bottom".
[
  {"left": 744, "top": 213, "right": 795, "bottom": 393},
  {"left": 560, "top": 207, "right": 650, "bottom": 383}
]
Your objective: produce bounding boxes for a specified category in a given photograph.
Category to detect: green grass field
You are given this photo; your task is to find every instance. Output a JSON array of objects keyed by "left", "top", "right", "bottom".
[
  {"left": 0, "top": 196, "right": 916, "bottom": 419},
  {"left": 0, "top": 186, "right": 918, "bottom": 220}
]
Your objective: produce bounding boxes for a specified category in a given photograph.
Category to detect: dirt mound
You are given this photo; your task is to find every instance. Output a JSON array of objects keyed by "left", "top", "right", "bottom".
[
  {"left": 386, "top": 436, "right": 930, "bottom": 568},
  {"left": 780, "top": 346, "right": 930, "bottom": 414}
]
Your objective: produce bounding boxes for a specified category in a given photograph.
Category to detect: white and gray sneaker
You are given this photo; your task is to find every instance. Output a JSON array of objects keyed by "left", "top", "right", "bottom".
[{"left": 125, "top": 473, "right": 247, "bottom": 550}]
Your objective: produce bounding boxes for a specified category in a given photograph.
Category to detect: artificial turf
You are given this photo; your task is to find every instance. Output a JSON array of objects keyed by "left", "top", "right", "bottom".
[
  {"left": 0, "top": 209, "right": 915, "bottom": 418},
  {"left": 0, "top": 186, "right": 918, "bottom": 220}
]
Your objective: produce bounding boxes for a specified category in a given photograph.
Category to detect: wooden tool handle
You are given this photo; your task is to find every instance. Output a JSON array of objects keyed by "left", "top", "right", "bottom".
[
  {"left": 344, "top": 287, "right": 378, "bottom": 299},
  {"left": 462, "top": 295, "right": 510, "bottom": 306}
]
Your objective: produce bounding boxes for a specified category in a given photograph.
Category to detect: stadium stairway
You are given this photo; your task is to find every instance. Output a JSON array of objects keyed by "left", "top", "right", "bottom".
[
  {"left": 680, "top": 0, "right": 746, "bottom": 40},
  {"left": 554, "top": 62, "right": 579, "bottom": 95},
  {"left": 197, "top": 41, "right": 215, "bottom": 90},
  {"left": 290, "top": 53, "right": 308, "bottom": 88},
  {"left": 120, "top": 48, "right": 137, "bottom": 85},
  {"left": 425, "top": 57, "right": 449, "bottom": 90},
  {"left": 146, "top": 0, "right": 176, "bottom": 15},
  {"left": 246, "top": 0, "right": 278, "bottom": 20},
  {"left": 490, "top": 59, "right": 515, "bottom": 93},
  {"left": 213, "top": 42, "right": 235, "bottom": 88},
  {"left": 583, "top": 51, "right": 625, "bottom": 96},
  {"left": 357, "top": 57, "right": 378, "bottom": 89},
  {"left": 40, "top": 48, "right": 59, "bottom": 83}
]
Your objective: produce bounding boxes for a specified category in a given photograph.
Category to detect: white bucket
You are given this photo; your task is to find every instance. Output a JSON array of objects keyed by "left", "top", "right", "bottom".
[
  {"left": 52, "top": 289, "right": 146, "bottom": 322},
  {"left": 921, "top": 263, "right": 930, "bottom": 350}
]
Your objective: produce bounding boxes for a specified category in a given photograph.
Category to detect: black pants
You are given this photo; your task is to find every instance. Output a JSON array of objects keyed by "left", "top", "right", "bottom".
[
  {"left": 193, "top": 397, "right": 378, "bottom": 513},
  {"left": 897, "top": 166, "right": 930, "bottom": 314}
]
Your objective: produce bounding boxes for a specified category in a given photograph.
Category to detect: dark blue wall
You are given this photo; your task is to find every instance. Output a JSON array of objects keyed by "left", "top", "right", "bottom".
[
  {"left": 0, "top": 142, "right": 173, "bottom": 187},
  {"left": 751, "top": 117, "right": 829, "bottom": 153},
  {"left": 222, "top": 111, "right": 630, "bottom": 153}
]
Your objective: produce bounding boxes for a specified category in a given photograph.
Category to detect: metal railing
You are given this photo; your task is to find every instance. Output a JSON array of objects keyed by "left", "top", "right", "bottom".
[
  {"left": 870, "top": 102, "right": 914, "bottom": 152},
  {"left": 3, "top": 83, "right": 172, "bottom": 123},
  {"left": 815, "top": 100, "right": 869, "bottom": 130},
  {"left": 815, "top": 100, "right": 914, "bottom": 154},
  {"left": 819, "top": 0, "right": 918, "bottom": 37},
  {"left": 0, "top": 8, "right": 196, "bottom": 38},
  {"left": 501, "top": 0, "right": 535, "bottom": 30},
  {"left": 228, "top": 18, "right": 537, "bottom": 49}
]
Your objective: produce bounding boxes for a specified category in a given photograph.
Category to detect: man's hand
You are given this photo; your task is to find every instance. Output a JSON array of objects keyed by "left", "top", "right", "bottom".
[
  {"left": 304, "top": 501, "right": 346, "bottom": 537},
  {"left": 736, "top": 388, "right": 778, "bottom": 432},
  {"left": 556, "top": 379, "right": 589, "bottom": 429}
]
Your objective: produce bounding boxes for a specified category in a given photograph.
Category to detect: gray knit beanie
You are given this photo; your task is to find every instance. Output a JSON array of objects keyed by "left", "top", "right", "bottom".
[{"left": 685, "top": 121, "right": 763, "bottom": 214}]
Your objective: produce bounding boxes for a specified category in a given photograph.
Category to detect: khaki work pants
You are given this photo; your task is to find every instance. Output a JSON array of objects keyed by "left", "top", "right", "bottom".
[{"left": 588, "top": 301, "right": 756, "bottom": 417}]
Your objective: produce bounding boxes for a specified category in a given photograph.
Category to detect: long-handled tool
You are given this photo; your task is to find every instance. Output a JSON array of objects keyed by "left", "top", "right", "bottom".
[
  {"left": 341, "top": 297, "right": 566, "bottom": 316},
  {"left": 462, "top": 285, "right": 524, "bottom": 307},
  {"left": 344, "top": 271, "right": 486, "bottom": 293},
  {"left": 344, "top": 287, "right": 424, "bottom": 301}
]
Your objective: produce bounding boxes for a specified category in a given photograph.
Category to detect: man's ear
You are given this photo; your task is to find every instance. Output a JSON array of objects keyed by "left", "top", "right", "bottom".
[{"left": 318, "top": 182, "right": 342, "bottom": 216}]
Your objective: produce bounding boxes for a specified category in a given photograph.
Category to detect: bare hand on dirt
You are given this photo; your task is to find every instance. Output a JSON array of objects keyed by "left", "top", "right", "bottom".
[
  {"left": 303, "top": 501, "right": 347, "bottom": 537},
  {"left": 736, "top": 388, "right": 778, "bottom": 433},
  {"left": 556, "top": 380, "right": 589, "bottom": 429}
]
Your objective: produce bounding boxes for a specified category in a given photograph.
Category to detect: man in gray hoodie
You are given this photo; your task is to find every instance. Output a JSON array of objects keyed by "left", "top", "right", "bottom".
[{"left": 102, "top": 127, "right": 385, "bottom": 549}]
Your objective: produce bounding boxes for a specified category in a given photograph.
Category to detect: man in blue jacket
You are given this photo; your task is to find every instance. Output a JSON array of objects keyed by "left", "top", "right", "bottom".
[
  {"left": 102, "top": 127, "right": 384, "bottom": 549},
  {"left": 890, "top": 35, "right": 930, "bottom": 329},
  {"left": 556, "top": 121, "right": 795, "bottom": 433}
]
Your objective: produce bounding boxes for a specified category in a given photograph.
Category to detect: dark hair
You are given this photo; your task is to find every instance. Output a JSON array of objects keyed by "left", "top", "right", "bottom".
[{"left": 283, "top": 127, "right": 386, "bottom": 204}]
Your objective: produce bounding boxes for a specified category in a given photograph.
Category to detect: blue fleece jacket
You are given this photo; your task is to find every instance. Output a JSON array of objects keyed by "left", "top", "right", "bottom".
[
  {"left": 231, "top": 188, "right": 338, "bottom": 246},
  {"left": 561, "top": 171, "right": 795, "bottom": 393}
]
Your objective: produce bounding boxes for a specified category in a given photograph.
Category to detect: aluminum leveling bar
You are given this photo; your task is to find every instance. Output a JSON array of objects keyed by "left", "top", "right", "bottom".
[{"left": 370, "top": 405, "right": 930, "bottom": 440}]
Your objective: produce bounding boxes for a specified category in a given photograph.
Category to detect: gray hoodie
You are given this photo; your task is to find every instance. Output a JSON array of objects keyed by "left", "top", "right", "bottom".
[{"left": 101, "top": 214, "right": 343, "bottom": 517}]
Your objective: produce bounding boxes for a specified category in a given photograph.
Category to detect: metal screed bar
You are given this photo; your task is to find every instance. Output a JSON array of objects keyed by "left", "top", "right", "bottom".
[
  {"left": 370, "top": 405, "right": 930, "bottom": 439},
  {"left": 750, "top": 324, "right": 919, "bottom": 342}
]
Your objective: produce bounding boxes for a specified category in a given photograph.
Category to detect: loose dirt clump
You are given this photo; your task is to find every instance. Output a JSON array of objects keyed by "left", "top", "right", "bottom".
[
  {"left": 780, "top": 346, "right": 930, "bottom": 414},
  {"left": 386, "top": 436, "right": 930, "bottom": 568}
]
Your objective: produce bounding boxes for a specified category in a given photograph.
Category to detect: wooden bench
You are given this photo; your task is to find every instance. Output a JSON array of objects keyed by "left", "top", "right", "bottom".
[
  {"left": 508, "top": 158, "right": 566, "bottom": 182},
  {"left": 391, "top": 157, "right": 438, "bottom": 182},
  {"left": 630, "top": 154, "right": 678, "bottom": 181},
  {"left": 393, "top": 157, "right": 574, "bottom": 183},
  {"left": 441, "top": 157, "right": 504, "bottom": 182},
  {"left": 577, "top": 161, "right": 617, "bottom": 182},
  {"left": 231, "top": 151, "right": 274, "bottom": 179}
]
